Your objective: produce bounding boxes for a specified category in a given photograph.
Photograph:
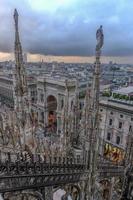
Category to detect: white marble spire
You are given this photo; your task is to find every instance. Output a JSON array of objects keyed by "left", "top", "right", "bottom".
[
  {"left": 14, "top": 8, "right": 27, "bottom": 98},
  {"left": 13, "top": 9, "right": 31, "bottom": 149},
  {"left": 85, "top": 26, "right": 104, "bottom": 200}
]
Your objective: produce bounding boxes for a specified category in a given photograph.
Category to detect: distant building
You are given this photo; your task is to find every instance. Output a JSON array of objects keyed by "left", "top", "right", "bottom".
[
  {"left": 0, "top": 77, "right": 14, "bottom": 107},
  {"left": 23, "top": 53, "right": 27, "bottom": 63},
  {"left": 100, "top": 84, "right": 111, "bottom": 93},
  {"left": 36, "top": 75, "right": 87, "bottom": 133},
  {"left": 100, "top": 98, "right": 133, "bottom": 161},
  {"left": 0, "top": 76, "right": 37, "bottom": 108},
  {"left": 0, "top": 75, "right": 87, "bottom": 133},
  {"left": 113, "top": 86, "right": 133, "bottom": 99}
]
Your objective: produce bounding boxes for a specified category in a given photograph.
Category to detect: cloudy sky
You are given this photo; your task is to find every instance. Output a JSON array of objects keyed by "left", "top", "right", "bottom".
[{"left": 0, "top": 0, "right": 133, "bottom": 63}]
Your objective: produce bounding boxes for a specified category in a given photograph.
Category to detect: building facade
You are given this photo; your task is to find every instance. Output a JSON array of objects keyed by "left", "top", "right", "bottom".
[
  {"left": 0, "top": 74, "right": 133, "bottom": 152},
  {"left": 0, "top": 76, "right": 37, "bottom": 108},
  {"left": 100, "top": 98, "right": 133, "bottom": 162},
  {"left": 0, "top": 75, "right": 86, "bottom": 133},
  {"left": 36, "top": 76, "right": 86, "bottom": 134},
  {"left": 100, "top": 99, "right": 133, "bottom": 148}
]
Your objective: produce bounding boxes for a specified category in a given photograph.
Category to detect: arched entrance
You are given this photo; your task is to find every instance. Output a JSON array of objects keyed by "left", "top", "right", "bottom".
[{"left": 47, "top": 95, "right": 57, "bottom": 132}]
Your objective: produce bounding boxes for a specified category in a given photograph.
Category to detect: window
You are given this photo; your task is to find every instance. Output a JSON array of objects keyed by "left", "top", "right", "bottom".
[
  {"left": 31, "top": 97, "right": 34, "bottom": 103},
  {"left": 41, "top": 112, "right": 44, "bottom": 122},
  {"left": 40, "top": 94, "right": 44, "bottom": 102},
  {"left": 71, "top": 101, "right": 73, "bottom": 109},
  {"left": 61, "top": 99, "right": 64, "bottom": 109},
  {"left": 120, "top": 114, "right": 123, "bottom": 118},
  {"left": 77, "top": 155, "right": 80, "bottom": 163},
  {"left": 109, "top": 119, "right": 113, "bottom": 126},
  {"left": 100, "top": 109, "right": 103, "bottom": 112},
  {"left": 107, "top": 132, "right": 111, "bottom": 141},
  {"left": 116, "top": 136, "right": 121, "bottom": 145},
  {"left": 79, "top": 102, "right": 82, "bottom": 110},
  {"left": 119, "top": 122, "right": 122, "bottom": 129},
  {"left": 110, "top": 111, "right": 113, "bottom": 115},
  {"left": 131, "top": 118, "right": 133, "bottom": 121},
  {"left": 129, "top": 125, "right": 132, "bottom": 132}
]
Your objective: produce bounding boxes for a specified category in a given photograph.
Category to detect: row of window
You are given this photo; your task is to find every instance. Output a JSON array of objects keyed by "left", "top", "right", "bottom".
[
  {"left": 109, "top": 119, "right": 123, "bottom": 129},
  {"left": 59, "top": 99, "right": 84, "bottom": 110},
  {"left": 100, "top": 109, "right": 133, "bottom": 121},
  {"left": 107, "top": 133, "right": 121, "bottom": 145},
  {"left": 110, "top": 111, "right": 124, "bottom": 118},
  {"left": 30, "top": 91, "right": 37, "bottom": 96}
]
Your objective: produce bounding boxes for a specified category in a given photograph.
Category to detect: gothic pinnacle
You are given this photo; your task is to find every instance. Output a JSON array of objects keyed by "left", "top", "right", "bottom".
[
  {"left": 14, "top": 9, "right": 19, "bottom": 31},
  {"left": 13, "top": 9, "right": 29, "bottom": 148}
]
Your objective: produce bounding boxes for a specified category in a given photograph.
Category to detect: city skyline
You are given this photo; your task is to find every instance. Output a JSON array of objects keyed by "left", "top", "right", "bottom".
[
  {"left": 1, "top": 52, "right": 133, "bottom": 65},
  {"left": 1, "top": 0, "right": 133, "bottom": 63}
]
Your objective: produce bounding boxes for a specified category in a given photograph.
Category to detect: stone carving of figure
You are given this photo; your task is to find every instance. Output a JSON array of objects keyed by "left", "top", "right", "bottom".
[
  {"left": 14, "top": 9, "right": 19, "bottom": 31},
  {"left": 96, "top": 25, "right": 104, "bottom": 52}
]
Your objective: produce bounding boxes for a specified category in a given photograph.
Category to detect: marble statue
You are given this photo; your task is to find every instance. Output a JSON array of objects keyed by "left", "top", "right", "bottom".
[{"left": 96, "top": 25, "right": 104, "bottom": 52}]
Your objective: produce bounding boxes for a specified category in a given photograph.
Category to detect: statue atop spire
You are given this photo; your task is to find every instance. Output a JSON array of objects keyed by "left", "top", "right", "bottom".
[
  {"left": 96, "top": 25, "right": 104, "bottom": 55},
  {"left": 14, "top": 9, "right": 18, "bottom": 31},
  {"left": 84, "top": 26, "right": 104, "bottom": 200}
]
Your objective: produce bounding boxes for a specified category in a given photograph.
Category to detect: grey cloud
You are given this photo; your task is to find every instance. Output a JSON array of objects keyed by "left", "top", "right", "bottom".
[{"left": 0, "top": 0, "right": 133, "bottom": 56}]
